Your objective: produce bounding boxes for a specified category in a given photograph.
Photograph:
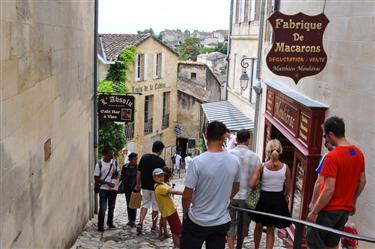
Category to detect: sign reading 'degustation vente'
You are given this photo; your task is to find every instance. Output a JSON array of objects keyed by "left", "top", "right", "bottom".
[
  {"left": 98, "top": 94, "right": 135, "bottom": 122},
  {"left": 266, "top": 11, "right": 329, "bottom": 84}
]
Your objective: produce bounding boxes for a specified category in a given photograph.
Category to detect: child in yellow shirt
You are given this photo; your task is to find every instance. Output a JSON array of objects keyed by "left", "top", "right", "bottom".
[{"left": 153, "top": 168, "right": 182, "bottom": 249}]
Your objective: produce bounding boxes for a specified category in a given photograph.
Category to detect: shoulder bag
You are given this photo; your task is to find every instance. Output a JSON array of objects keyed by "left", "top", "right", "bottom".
[{"left": 246, "top": 163, "right": 264, "bottom": 209}]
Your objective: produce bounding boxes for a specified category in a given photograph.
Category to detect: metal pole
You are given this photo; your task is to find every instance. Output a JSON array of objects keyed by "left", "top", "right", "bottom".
[{"left": 236, "top": 210, "right": 244, "bottom": 249}]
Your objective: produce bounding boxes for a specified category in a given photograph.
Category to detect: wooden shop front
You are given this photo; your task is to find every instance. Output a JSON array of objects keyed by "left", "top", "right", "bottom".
[{"left": 263, "top": 81, "right": 328, "bottom": 245}]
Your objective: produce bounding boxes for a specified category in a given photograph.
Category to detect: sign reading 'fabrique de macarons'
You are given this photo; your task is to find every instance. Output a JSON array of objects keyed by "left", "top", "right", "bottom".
[{"left": 266, "top": 11, "right": 329, "bottom": 84}]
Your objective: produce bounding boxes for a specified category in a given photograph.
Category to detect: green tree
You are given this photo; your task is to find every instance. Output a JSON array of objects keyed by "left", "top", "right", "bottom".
[
  {"left": 98, "top": 46, "right": 137, "bottom": 157},
  {"left": 200, "top": 47, "right": 216, "bottom": 54},
  {"left": 179, "top": 36, "right": 200, "bottom": 61},
  {"left": 216, "top": 42, "right": 228, "bottom": 54}
]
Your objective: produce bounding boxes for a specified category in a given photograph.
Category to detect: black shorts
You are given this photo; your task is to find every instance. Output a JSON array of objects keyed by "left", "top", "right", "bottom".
[{"left": 307, "top": 210, "right": 349, "bottom": 249}]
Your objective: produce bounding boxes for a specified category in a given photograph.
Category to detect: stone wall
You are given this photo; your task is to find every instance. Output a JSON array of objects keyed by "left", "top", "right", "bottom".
[
  {"left": 178, "top": 63, "right": 206, "bottom": 88},
  {"left": 256, "top": 0, "right": 375, "bottom": 239},
  {"left": 206, "top": 70, "right": 222, "bottom": 102},
  {"left": 0, "top": 1, "right": 94, "bottom": 248},
  {"left": 177, "top": 91, "right": 202, "bottom": 140}
]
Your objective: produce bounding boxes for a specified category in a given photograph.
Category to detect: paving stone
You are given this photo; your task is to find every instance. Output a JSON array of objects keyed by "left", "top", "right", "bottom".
[{"left": 71, "top": 172, "right": 286, "bottom": 248}]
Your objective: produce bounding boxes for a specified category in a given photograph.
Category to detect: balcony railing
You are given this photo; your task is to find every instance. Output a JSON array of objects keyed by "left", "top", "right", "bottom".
[
  {"left": 144, "top": 118, "right": 153, "bottom": 135},
  {"left": 162, "top": 114, "right": 169, "bottom": 129},
  {"left": 124, "top": 123, "right": 134, "bottom": 141}
]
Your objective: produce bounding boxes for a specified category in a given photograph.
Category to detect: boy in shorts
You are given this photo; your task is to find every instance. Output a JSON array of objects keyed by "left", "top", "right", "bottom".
[{"left": 153, "top": 168, "right": 182, "bottom": 249}]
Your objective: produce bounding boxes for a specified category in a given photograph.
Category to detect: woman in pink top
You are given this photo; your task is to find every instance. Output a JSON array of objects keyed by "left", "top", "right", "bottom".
[{"left": 249, "top": 139, "right": 292, "bottom": 249}]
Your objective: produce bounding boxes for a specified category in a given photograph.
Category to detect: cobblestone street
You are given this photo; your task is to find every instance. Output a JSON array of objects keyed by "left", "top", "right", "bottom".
[{"left": 71, "top": 173, "right": 286, "bottom": 249}]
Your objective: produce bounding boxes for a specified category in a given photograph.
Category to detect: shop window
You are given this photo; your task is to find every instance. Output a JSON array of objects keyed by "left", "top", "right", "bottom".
[{"left": 292, "top": 159, "right": 305, "bottom": 219}]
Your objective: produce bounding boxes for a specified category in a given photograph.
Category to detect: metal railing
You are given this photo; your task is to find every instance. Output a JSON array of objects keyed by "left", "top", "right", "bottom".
[
  {"left": 162, "top": 114, "right": 169, "bottom": 129},
  {"left": 144, "top": 118, "right": 153, "bottom": 135},
  {"left": 231, "top": 206, "right": 375, "bottom": 249}
]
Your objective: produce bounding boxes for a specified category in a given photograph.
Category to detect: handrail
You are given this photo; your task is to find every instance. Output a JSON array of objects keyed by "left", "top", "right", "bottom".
[{"left": 230, "top": 205, "right": 375, "bottom": 248}]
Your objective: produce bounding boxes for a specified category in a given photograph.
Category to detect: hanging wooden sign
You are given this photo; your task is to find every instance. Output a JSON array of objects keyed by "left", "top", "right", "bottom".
[
  {"left": 98, "top": 94, "right": 135, "bottom": 122},
  {"left": 266, "top": 11, "right": 329, "bottom": 84}
]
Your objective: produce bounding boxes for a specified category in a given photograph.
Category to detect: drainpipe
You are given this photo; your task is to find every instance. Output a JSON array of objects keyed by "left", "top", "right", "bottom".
[
  {"left": 93, "top": 0, "right": 99, "bottom": 215},
  {"left": 251, "top": 0, "right": 266, "bottom": 152},
  {"left": 225, "top": 0, "right": 234, "bottom": 101}
]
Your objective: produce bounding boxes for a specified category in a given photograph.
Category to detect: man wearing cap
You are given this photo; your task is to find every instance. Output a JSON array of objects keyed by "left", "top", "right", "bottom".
[{"left": 135, "top": 141, "right": 166, "bottom": 234}]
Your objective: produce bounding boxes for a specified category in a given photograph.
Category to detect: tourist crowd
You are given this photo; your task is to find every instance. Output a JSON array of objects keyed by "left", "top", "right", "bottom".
[{"left": 94, "top": 116, "right": 366, "bottom": 249}]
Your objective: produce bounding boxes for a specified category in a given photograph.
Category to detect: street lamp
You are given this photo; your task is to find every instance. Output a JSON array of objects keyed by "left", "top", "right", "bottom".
[
  {"left": 239, "top": 56, "right": 256, "bottom": 95},
  {"left": 240, "top": 70, "right": 250, "bottom": 92}
]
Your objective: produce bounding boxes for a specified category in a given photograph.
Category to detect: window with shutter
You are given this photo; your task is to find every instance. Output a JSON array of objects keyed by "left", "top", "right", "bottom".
[
  {"left": 249, "top": 0, "right": 256, "bottom": 21},
  {"left": 136, "top": 54, "right": 145, "bottom": 81},
  {"left": 155, "top": 53, "right": 162, "bottom": 79},
  {"left": 143, "top": 54, "right": 148, "bottom": 81},
  {"left": 239, "top": 0, "right": 245, "bottom": 23}
]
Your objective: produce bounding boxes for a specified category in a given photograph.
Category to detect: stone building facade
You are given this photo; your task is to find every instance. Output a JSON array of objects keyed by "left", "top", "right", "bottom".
[
  {"left": 227, "top": 0, "right": 374, "bottom": 244},
  {"left": 1, "top": 1, "right": 95, "bottom": 248},
  {"left": 227, "top": 0, "right": 260, "bottom": 120},
  {"left": 98, "top": 35, "right": 179, "bottom": 161},
  {"left": 176, "top": 61, "right": 222, "bottom": 155}
]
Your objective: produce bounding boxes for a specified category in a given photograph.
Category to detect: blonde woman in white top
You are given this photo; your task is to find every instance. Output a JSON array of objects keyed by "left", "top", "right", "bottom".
[{"left": 249, "top": 139, "right": 292, "bottom": 249}]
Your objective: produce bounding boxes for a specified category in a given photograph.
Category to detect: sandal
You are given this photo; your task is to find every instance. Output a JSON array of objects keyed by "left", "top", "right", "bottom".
[
  {"left": 159, "top": 234, "right": 170, "bottom": 241},
  {"left": 136, "top": 224, "right": 143, "bottom": 234}
]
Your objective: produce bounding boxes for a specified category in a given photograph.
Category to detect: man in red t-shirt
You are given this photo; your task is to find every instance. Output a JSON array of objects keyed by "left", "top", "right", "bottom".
[{"left": 307, "top": 116, "right": 366, "bottom": 249}]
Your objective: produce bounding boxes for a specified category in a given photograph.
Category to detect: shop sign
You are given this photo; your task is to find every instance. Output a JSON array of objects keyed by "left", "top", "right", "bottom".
[
  {"left": 274, "top": 95, "right": 299, "bottom": 134},
  {"left": 266, "top": 11, "right": 329, "bottom": 84},
  {"left": 98, "top": 94, "right": 135, "bottom": 122}
]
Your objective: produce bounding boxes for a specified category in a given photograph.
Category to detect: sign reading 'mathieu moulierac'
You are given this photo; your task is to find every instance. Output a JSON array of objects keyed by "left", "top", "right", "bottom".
[
  {"left": 266, "top": 11, "right": 329, "bottom": 84},
  {"left": 98, "top": 94, "right": 135, "bottom": 122}
]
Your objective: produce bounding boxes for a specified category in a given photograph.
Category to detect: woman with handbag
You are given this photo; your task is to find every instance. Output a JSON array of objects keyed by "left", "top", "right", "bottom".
[
  {"left": 120, "top": 153, "right": 139, "bottom": 227},
  {"left": 249, "top": 139, "right": 292, "bottom": 249}
]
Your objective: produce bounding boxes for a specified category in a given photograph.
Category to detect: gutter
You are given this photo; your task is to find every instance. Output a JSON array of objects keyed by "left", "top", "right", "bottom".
[
  {"left": 225, "top": 0, "right": 234, "bottom": 101},
  {"left": 93, "top": 0, "right": 99, "bottom": 215},
  {"left": 252, "top": 0, "right": 266, "bottom": 152},
  {"left": 97, "top": 54, "right": 115, "bottom": 65}
]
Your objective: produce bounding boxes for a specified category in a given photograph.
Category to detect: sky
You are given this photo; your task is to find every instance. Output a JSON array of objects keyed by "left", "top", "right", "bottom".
[{"left": 99, "top": 0, "right": 230, "bottom": 34}]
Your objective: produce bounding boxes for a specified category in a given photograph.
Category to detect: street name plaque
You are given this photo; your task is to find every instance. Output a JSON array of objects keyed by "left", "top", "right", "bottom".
[
  {"left": 98, "top": 94, "right": 135, "bottom": 122},
  {"left": 266, "top": 11, "right": 329, "bottom": 84}
]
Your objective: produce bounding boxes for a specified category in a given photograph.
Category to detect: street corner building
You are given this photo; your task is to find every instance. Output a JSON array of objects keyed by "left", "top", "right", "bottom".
[
  {"left": 0, "top": 1, "right": 96, "bottom": 248},
  {"left": 98, "top": 34, "right": 179, "bottom": 160},
  {"left": 227, "top": 0, "right": 374, "bottom": 246}
]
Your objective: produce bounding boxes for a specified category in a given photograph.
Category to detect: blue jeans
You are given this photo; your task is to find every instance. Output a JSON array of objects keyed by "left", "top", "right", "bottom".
[{"left": 98, "top": 189, "right": 117, "bottom": 229}]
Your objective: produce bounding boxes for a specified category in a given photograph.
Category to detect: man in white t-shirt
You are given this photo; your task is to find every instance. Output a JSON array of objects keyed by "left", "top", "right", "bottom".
[
  {"left": 172, "top": 152, "right": 182, "bottom": 175},
  {"left": 181, "top": 121, "right": 240, "bottom": 249},
  {"left": 227, "top": 129, "right": 260, "bottom": 249},
  {"left": 94, "top": 147, "right": 119, "bottom": 232},
  {"left": 184, "top": 153, "right": 193, "bottom": 172}
]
